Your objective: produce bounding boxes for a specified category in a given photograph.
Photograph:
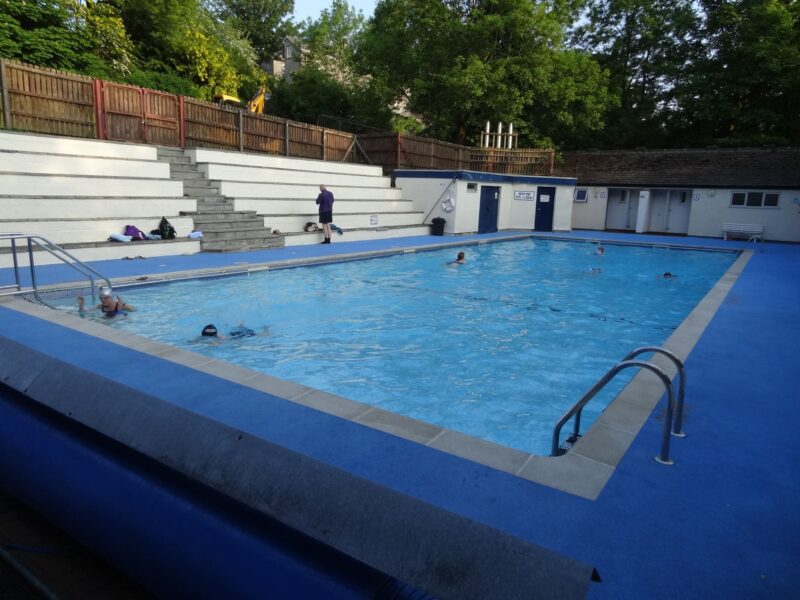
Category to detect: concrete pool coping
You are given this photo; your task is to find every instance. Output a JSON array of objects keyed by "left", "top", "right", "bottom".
[{"left": 1, "top": 232, "right": 748, "bottom": 500}]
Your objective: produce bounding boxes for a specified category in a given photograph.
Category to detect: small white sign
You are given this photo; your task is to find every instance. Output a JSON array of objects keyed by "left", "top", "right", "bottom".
[
  {"left": 370, "top": 214, "right": 379, "bottom": 225},
  {"left": 514, "top": 191, "right": 535, "bottom": 201},
  {"left": 600, "top": 191, "right": 607, "bottom": 199},
  {"left": 692, "top": 192, "right": 700, "bottom": 201},
  {"left": 539, "top": 195, "right": 551, "bottom": 203}
]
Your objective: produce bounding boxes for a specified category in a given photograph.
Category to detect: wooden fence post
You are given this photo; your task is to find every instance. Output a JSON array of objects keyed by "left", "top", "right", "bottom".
[
  {"left": 285, "top": 119, "right": 290, "bottom": 156},
  {"left": 322, "top": 128, "right": 327, "bottom": 161},
  {"left": 178, "top": 96, "right": 185, "bottom": 147},
  {"left": 92, "top": 79, "right": 105, "bottom": 140},
  {"left": 238, "top": 110, "right": 244, "bottom": 152},
  {"left": 0, "top": 59, "right": 10, "bottom": 130},
  {"left": 396, "top": 133, "right": 401, "bottom": 169}
]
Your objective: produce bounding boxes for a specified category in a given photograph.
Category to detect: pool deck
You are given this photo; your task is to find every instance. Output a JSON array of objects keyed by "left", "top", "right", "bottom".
[{"left": 1, "top": 230, "right": 799, "bottom": 598}]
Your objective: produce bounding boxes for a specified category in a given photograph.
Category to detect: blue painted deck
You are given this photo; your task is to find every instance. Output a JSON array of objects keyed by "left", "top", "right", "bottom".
[{"left": 1, "top": 230, "right": 798, "bottom": 598}]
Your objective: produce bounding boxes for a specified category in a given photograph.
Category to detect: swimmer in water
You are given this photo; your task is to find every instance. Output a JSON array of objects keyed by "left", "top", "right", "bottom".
[
  {"left": 200, "top": 323, "right": 260, "bottom": 341},
  {"left": 448, "top": 251, "right": 466, "bottom": 265},
  {"left": 77, "top": 287, "right": 136, "bottom": 318}
]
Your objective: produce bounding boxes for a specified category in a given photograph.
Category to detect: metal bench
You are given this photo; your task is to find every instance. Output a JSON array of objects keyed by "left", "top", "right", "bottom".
[{"left": 722, "top": 222, "right": 764, "bottom": 241}]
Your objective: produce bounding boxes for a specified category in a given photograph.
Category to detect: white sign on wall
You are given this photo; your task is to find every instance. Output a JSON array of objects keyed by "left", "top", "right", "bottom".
[
  {"left": 514, "top": 191, "right": 535, "bottom": 201},
  {"left": 539, "top": 195, "right": 551, "bottom": 203},
  {"left": 370, "top": 214, "right": 378, "bottom": 225}
]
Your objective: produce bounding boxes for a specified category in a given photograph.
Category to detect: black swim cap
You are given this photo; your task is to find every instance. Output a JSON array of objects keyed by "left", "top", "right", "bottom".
[{"left": 202, "top": 324, "right": 218, "bottom": 337}]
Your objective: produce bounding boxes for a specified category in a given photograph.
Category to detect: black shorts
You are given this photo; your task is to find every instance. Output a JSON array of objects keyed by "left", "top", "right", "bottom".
[{"left": 319, "top": 211, "right": 333, "bottom": 224}]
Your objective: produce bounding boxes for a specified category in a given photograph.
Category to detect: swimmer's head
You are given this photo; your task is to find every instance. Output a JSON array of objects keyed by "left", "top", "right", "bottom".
[
  {"left": 663, "top": 272, "right": 673, "bottom": 279},
  {"left": 202, "top": 324, "right": 218, "bottom": 337},
  {"left": 457, "top": 252, "right": 465, "bottom": 260},
  {"left": 99, "top": 287, "right": 112, "bottom": 297}
]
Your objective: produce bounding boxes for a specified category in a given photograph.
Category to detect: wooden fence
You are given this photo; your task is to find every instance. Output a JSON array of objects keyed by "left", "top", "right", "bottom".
[
  {"left": 358, "top": 132, "right": 554, "bottom": 175},
  {"left": 0, "top": 58, "right": 553, "bottom": 172}
]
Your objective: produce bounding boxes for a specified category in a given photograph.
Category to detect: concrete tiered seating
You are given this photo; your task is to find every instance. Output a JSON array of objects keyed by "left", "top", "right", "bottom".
[
  {"left": 0, "top": 131, "right": 198, "bottom": 267},
  {"left": 185, "top": 149, "right": 428, "bottom": 245}
]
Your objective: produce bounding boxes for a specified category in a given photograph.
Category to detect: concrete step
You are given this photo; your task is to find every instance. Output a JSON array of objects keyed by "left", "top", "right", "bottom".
[
  {"left": 170, "top": 171, "right": 204, "bottom": 181},
  {"left": 160, "top": 156, "right": 192, "bottom": 165},
  {"left": 202, "top": 237, "right": 285, "bottom": 252},
  {"left": 284, "top": 224, "right": 431, "bottom": 247},
  {"left": 187, "top": 147, "right": 383, "bottom": 177},
  {"left": 264, "top": 211, "right": 424, "bottom": 233},
  {"left": 0, "top": 237, "right": 201, "bottom": 267},
  {"left": 199, "top": 163, "right": 391, "bottom": 188},
  {"left": 190, "top": 211, "right": 259, "bottom": 223},
  {"left": 237, "top": 198, "right": 416, "bottom": 215},
  {"left": 156, "top": 147, "right": 186, "bottom": 156},
  {"left": 221, "top": 181, "right": 402, "bottom": 200},
  {"left": 202, "top": 228, "right": 275, "bottom": 241},
  {"left": 184, "top": 185, "right": 221, "bottom": 196},
  {"left": 200, "top": 221, "right": 267, "bottom": 233}
]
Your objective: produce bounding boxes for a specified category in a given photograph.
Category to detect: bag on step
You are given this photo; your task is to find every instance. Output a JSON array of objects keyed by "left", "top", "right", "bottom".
[
  {"left": 158, "top": 217, "right": 177, "bottom": 240},
  {"left": 123, "top": 225, "right": 147, "bottom": 241}
]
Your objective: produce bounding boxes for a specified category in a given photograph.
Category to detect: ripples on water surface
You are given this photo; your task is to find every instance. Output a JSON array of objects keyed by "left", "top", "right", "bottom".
[{"left": 70, "top": 239, "right": 735, "bottom": 455}]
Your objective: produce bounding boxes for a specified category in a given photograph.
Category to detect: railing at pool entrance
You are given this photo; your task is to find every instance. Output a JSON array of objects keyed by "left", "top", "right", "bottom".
[
  {"left": 552, "top": 346, "right": 686, "bottom": 465},
  {"left": 0, "top": 233, "right": 111, "bottom": 308}
]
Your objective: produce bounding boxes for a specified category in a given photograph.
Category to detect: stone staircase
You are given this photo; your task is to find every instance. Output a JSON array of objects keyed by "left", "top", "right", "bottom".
[{"left": 156, "top": 147, "right": 284, "bottom": 252}]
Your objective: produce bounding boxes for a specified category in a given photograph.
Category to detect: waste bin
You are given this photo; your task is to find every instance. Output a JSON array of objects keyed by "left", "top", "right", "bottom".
[{"left": 431, "top": 217, "right": 446, "bottom": 236}]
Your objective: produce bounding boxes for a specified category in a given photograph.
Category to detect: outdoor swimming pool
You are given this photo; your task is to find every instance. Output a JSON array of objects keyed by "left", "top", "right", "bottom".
[{"left": 75, "top": 239, "right": 736, "bottom": 455}]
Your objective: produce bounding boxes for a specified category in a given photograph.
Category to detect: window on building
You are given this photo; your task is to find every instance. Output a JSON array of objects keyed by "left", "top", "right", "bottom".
[
  {"left": 730, "top": 191, "right": 780, "bottom": 208},
  {"left": 574, "top": 189, "right": 588, "bottom": 202}
]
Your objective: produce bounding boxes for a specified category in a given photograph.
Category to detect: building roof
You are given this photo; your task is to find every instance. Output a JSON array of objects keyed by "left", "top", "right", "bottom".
[{"left": 553, "top": 147, "right": 800, "bottom": 189}]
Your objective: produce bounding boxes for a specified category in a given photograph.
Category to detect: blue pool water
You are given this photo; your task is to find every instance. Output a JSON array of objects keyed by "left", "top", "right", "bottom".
[{"left": 72, "top": 239, "right": 736, "bottom": 455}]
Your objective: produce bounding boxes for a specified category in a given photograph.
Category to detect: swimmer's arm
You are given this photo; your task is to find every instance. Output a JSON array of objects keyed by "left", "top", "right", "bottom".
[{"left": 117, "top": 296, "right": 137, "bottom": 312}]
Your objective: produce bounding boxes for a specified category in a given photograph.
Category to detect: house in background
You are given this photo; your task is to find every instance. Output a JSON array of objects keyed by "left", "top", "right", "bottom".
[
  {"left": 554, "top": 148, "right": 800, "bottom": 242},
  {"left": 265, "top": 37, "right": 304, "bottom": 80}
]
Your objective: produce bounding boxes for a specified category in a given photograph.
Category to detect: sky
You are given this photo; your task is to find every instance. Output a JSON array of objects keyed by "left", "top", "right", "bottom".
[{"left": 292, "top": 0, "right": 378, "bottom": 24}]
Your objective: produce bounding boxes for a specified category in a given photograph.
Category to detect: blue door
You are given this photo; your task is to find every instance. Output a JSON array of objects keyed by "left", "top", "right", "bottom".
[
  {"left": 535, "top": 187, "right": 556, "bottom": 231},
  {"left": 478, "top": 186, "right": 500, "bottom": 233}
]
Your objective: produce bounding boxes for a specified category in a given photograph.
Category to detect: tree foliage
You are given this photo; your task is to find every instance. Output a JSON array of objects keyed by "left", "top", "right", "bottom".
[
  {"left": 299, "top": 0, "right": 364, "bottom": 81},
  {"left": 208, "top": 0, "right": 296, "bottom": 65},
  {"left": 0, "top": 0, "right": 796, "bottom": 149},
  {"left": 357, "top": 0, "right": 611, "bottom": 146},
  {"left": 672, "top": 0, "right": 800, "bottom": 146}
]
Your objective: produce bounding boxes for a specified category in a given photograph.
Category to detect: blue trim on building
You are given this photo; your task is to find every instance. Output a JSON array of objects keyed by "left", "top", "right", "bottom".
[{"left": 393, "top": 169, "right": 577, "bottom": 186}]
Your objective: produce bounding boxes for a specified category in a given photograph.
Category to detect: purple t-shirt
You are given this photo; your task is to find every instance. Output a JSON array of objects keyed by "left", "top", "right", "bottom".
[{"left": 316, "top": 189, "right": 334, "bottom": 213}]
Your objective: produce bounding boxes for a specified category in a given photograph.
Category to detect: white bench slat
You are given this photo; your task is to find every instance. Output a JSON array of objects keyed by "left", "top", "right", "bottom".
[{"left": 722, "top": 223, "right": 764, "bottom": 240}]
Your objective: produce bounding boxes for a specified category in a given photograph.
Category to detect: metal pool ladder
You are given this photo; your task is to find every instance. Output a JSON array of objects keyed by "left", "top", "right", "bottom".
[
  {"left": 0, "top": 233, "right": 112, "bottom": 309},
  {"left": 551, "top": 346, "right": 686, "bottom": 465}
]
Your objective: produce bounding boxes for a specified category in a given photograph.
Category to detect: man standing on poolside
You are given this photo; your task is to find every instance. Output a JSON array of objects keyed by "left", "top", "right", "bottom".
[{"left": 316, "top": 184, "right": 334, "bottom": 244}]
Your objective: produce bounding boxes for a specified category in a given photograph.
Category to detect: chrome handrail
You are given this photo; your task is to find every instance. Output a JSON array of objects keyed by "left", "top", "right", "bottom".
[
  {"left": 623, "top": 347, "right": 686, "bottom": 437},
  {"left": 551, "top": 359, "right": 677, "bottom": 465},
  {"left": 0, "top": 233, "right": 112, "bottom": 308},
  {"left": 741, "top": 234, "right": 764, "bottom": 253},
  {"left": 422, "top": 175, "right": 459, "bottom": 225}
]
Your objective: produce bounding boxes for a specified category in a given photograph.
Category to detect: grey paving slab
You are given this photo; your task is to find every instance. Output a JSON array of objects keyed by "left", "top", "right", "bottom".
[
  {"left": 291, "top": 389, "right": 373, "bottom": 421},
  {"left": 517, "top": 453, "right": 615, "bottom": 500},
  {"left": 427, "top": 429, "right": 530, "bottom": 475},
  {"left": 355, "top": 407, "right": 444, "bottom": 445}
]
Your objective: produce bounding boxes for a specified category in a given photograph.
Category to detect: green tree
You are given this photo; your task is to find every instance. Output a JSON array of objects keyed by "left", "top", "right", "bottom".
[
  {"left": 572, "top": 0, "right": 700, "bottom": 148},
  {"left": 672, "top": 0, "right": 800, "bottom": 146},
  {"left": 0, "top": 0, "right": 90, "bottom": 70},
  {"left": 267, "top": 66, "right": 353, "bottom": 123},
  {"left": 209, "top": 0, "right": 296, "bottom": 65},
  {"left": 120, "top": 0, "right": 258, "bottom": 98},
  {"left": 357, "top": 0, "right": 610, "bottom": 146},
  {"left": 300, "top": 0, "right": 364, "bottom": 81}
]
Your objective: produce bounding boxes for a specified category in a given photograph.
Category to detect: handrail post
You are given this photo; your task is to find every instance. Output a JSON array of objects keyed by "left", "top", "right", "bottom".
[
  {"left": 0, "top": 58, "right": 11, "bottom": 129},
  {"left": 11, "top": 238, "right": 21, "bottom": 291},
  {"left": 623, "top": 346, "right": 686, "bottom": 437}
]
